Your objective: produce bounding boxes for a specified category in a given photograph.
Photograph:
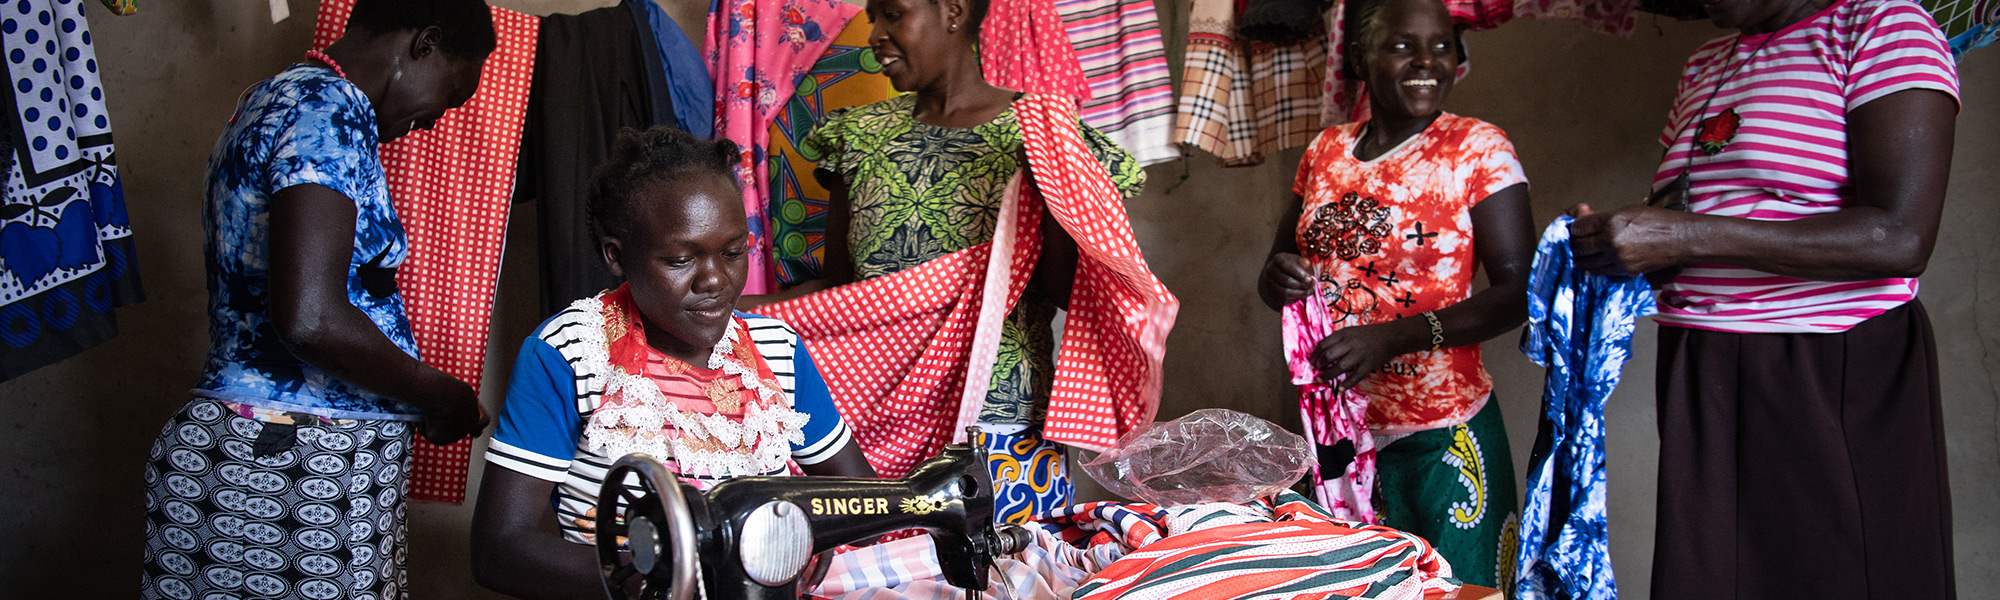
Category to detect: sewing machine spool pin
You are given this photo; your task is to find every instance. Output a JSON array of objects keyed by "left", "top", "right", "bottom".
[{"left": 598, "top": 433, "right": 1022, "bottom": 600}]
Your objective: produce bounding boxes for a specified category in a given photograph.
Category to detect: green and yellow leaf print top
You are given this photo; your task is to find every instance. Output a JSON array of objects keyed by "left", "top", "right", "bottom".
[{"left": 802, "top": 93, "right": 1145, "bottom": 424}]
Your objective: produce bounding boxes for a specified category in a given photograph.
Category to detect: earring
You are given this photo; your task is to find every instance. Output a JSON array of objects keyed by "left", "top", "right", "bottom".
[{"left": 950, "top": 23, "right": 958, "bottom": 32}]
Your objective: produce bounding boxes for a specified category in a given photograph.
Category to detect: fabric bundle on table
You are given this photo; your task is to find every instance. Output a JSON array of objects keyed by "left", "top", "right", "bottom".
[
  {"left": 759, "top": 95, "right": 1178, "bottom": 476},
  {"left": 518, "top": 1, "right": 681, "bottom": 315},
  {"left": 767, "top": 14, "right": 896, "bottom": 286},
  {"left": 311, "top": 0, "right": 540, "bottom": 504},
  {"left": 0, "top": 0, "right": 141, "bottom": 381},
  {"left": 1056, "top": 0, "right": 1180, "bottom": 165},
  {"left": 707, "top": 0, "right": 861, "bottom": 295},
  {"left": 811, "top": 492, "right": 1461, "bottom": 600},
  {"left": 1511, "top": 217, "right": 1654, "bottom": 600}
]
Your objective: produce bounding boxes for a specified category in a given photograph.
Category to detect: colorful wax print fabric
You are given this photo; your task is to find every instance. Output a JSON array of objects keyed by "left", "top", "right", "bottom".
[
  {"left": 802, "top": 93, "right": 1144, "bottom": 425},
  {"left": 1289, "top": 113, "right": 1525, "bottom": 433},
  {"left": 761, "top": 95, "right": 1177, "bottom": 477},
  {"left": 983, "top": 427, "right": 1074, "bottom": 525},
  {"left": 141, "top": 398, "right": 414, "bottom": 600},
  {"left": 0, "top": 0, "right": 141, "bottom": 381},
  {"left": 1373, "top": 399, "right": 1518, "bottom": 590},
  {"left": 1512, "top": 216, "right": 1654, "bottom": 600},
  {"left": 1057, "top": 0, "right": 1180, "bottom": 165},
  {"left": 767, "top": 14, "right": 895, "bottom": 286},
  {"left": 312, "top": 0, "right": 541, "bottom": 504},
  {"left": 707, "top": 0, "right": 860, "bottom": 295}
]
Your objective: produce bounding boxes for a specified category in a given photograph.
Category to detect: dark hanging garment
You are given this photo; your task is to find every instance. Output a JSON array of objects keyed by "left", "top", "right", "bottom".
[
  {"left": 516, "top": 5, "right": 663, "bottom": 316},
  {"left": 623, "top": 0, "right": 679, "bottom": 132},
  {"left": 0, "top": 0, "right": 143, "bottom": 381}
]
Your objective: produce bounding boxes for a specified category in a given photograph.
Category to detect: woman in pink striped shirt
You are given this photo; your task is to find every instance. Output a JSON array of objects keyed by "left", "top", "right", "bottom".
[{"left": 1569, "top": 0, "right": 1959, "bottom": 596}]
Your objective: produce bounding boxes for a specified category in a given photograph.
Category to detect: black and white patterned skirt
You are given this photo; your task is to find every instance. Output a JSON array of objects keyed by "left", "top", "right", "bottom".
[{"left": 141, "top": 398, "right": 412, "bottom": 600}]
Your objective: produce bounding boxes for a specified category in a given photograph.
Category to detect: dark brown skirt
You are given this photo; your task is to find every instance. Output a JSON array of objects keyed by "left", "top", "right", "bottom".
[{"left": 1652, "top": 300, "right": 1955, "bottom": 600}]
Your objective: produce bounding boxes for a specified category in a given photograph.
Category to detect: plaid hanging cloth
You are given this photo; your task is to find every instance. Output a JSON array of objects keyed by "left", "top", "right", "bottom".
[
  {"left": 311, "top": 2, "right": 540, "bottom": 504},
  {"left": 759, "top": 94, "right": 1177, "bottom": 476}
]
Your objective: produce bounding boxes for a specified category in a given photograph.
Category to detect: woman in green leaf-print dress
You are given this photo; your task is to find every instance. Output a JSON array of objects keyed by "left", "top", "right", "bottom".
[{"left": 741, "top": 0, "right": 1143, "bottom": 522}]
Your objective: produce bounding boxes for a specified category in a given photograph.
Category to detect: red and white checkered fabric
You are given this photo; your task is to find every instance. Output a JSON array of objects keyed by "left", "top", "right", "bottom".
[
  {"left": 760, "top": 95, "right": 1176, "bottom": 477},
  {"left": 981, "top": 0, "right": 1091, "bottom": 100},
  {"left": 313, "top": 3, "right": 540, "bottom": 504}
]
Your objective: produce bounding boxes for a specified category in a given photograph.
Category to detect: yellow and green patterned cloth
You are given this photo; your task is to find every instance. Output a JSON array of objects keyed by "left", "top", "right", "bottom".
[{"left": 800, "top": 94, "right": 1144, "bottom": 424}]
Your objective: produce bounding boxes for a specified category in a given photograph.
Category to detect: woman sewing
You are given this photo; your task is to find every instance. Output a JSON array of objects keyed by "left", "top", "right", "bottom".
[
  {"left": 141, "top": 1, "right": 493, "bottom": 598},
  {"left": 470, "top": 128, "right": 876, "bottom": 600},
  {"left": 1568, "top": 0, "right": 1960, "bottom": 596},
  {"left": 1256, "top": 0, "right": 1535, "bottom": 587},
  {"left": 743, "top": 0, "right": 1147, "bottom": 523}
]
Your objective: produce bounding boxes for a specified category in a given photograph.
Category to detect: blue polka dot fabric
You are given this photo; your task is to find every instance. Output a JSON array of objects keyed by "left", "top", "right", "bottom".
[{"left": 0, "top": 0, "right": 141, "bottom": 381}]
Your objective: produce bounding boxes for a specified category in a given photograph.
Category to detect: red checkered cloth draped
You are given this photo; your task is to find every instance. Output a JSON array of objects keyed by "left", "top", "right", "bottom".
[
  {"left": 982, "top": 0, "right": 1092, "bottom": 100},
  {"left": 312, "top": 3, "right": 540, "bottom": 504},
  {"left": 760, "top": 95, "right": 1177, "bottom": 477}
]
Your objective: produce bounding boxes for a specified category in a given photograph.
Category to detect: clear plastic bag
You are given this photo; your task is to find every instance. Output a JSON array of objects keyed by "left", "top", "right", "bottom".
[{"left": 1078, "top": 409, "right": 1312, "bottom": 506}]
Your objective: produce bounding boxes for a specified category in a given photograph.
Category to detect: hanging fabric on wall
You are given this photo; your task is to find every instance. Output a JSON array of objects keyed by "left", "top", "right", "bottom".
[
  {"left": 312, "top": 1, "right": 540, "bottom": 505},
  {"left": 633, "top": 0, "right": 714, "bottom": 138},
  {"left": 706, "top": 0, "right": 859, "bottom": 295},
  {"left": 1512, "top": 217, "right": 1654, "bottom": 600},
  {"left": 1174, "top": 0, "right": 1325, "bottom": 167},
  {"left": 1056, "top": 0, "right": 1180, "bottom": 165},
  {"left": 760, "top": 95, "right": 1177, "bottom": 476},
  {"left": 766, "top": 15, "right": 895, "bottom": 286},
  {"left": 984, "top": 0, "right": 1093, "bottom": 100},
  {"left": 1248, "top": 39, "right": 1325, "bottom": 157},
  {"left": 518, "top": 5, "right": 662, "bottom": 316},
  {"left": 0, "top": 0, "right": 142, "bottom": 382},
  {"left": 1172, "top": 0, "right": 1261, "bottom": 165},
  {"left": 1513, "top": 0, "right": 1635, "bottom": 36}
]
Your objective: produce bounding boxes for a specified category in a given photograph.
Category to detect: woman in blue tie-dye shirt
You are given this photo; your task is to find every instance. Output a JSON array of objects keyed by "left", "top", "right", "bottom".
[{"left": 142, "top": 2, "right": 494, "bottom": 599}]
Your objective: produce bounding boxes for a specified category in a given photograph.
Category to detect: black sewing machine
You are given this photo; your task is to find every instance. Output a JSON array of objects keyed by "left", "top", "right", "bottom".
[{"left": 594, "top": 430, "right": 1032, "bottom": 600}]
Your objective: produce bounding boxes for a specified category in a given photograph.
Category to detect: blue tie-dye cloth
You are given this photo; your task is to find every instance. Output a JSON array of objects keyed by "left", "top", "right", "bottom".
[{"left": 1513, "top": 217, "right": 1654, "bottom": 600}]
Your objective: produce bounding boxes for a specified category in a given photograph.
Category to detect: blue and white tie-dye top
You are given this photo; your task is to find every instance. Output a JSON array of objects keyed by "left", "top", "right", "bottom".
[{"left": 194, "top": 64, "right": 420, "bottom": 420}]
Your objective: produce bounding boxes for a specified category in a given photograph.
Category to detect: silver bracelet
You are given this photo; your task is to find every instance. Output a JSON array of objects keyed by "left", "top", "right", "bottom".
[{"left": 1422, "top": 311, "right": 1443, "bottom": 351}]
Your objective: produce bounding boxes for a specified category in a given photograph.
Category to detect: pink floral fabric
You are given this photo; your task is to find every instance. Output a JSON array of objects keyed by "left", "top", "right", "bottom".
[{"left": 706, "top": 0, "right": 861, "bottom": 294}]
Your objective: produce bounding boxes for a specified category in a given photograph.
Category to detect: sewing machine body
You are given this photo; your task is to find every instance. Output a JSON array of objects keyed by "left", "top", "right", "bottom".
[{"left": 598, "top": 438, "right": 1023, "bottom": 600}]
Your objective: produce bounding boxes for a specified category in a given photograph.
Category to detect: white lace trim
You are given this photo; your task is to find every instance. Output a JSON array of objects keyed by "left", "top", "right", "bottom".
[{"left": 572, "top": 296, "right": 810, "bottom": 478}]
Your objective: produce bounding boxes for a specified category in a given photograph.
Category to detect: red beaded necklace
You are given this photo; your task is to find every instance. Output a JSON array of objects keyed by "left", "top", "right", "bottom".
[{"left": 305, "top": 50, "right": 347, "bottom": 80}]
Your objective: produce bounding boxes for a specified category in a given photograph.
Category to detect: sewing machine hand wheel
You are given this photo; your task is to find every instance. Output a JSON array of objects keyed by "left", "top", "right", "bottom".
[{"left": 597, "top": 455, "right": 699, "bottom": 600}]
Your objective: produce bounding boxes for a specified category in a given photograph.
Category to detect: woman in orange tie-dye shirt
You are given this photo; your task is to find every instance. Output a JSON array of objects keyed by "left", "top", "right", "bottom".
[{"left": 1256, "top": 0, "right": 1534, "bottom": 588}]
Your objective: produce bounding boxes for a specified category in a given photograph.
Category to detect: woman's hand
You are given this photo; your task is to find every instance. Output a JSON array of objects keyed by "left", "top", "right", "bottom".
[
  {"left": 418, "top": 376, "right": 487, "bottom": 446},
  {"left": 1568, "top": 203, "right": 1688, "bottom": 276},
  {"left": 1312, "top": 318, "right": 1424, "bottom": 394},
  {"left": 1260, "top": 252, "right": 1316, "bottom": 309}
]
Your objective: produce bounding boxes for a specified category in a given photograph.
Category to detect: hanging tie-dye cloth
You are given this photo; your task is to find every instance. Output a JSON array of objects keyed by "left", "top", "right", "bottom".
[{"left": 1512, "top": 217, "right": 1654, "bottom": 600}]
